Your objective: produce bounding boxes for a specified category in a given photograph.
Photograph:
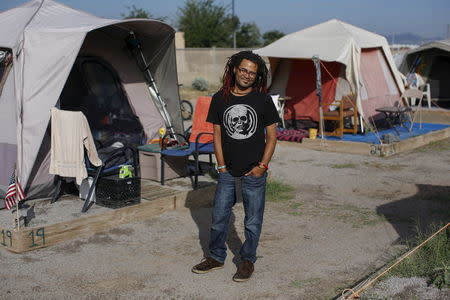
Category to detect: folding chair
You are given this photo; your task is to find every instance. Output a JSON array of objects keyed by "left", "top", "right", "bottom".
[
  {"left": 402, "top": 88, "right": 425, "bottom": 131},
  {"left": 160, "top": 96, "right": 214, "bottom": 188},
  {"left": 419, "top": 83, "right": 432, "bottom": 108}
]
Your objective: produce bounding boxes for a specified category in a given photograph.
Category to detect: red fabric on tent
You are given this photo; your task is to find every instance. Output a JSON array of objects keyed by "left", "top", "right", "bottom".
[
  {"left": 359, "top": 49, "right": 400, "bottom": 119},
  {"left": 284, "top": 60, "right": 341, "bottom": 122}
]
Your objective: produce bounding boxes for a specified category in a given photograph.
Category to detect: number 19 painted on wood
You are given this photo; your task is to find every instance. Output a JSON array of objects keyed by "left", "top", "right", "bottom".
[
  {"left": 1, "top": 229, "right": 13, "bottom": 247},
  {"left": 28, "top": 227, "right": 45, "bottom": 248}
]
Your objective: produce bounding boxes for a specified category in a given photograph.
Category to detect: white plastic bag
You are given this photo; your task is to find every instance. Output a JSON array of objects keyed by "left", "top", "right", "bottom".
[{"left": 79, "top": 177, "right": 96, "bottom": 203}]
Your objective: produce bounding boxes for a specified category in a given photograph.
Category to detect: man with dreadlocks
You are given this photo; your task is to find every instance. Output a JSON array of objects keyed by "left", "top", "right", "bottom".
[{"left": 192, "top": 51, "right": 280, "bottom": 282}]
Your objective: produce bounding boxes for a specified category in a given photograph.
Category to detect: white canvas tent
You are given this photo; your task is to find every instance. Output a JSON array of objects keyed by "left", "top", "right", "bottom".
[
  {"left": 255, "top": 19, "right": 405, "bottom": 125},
  {"left": 399, "top": 39, "right": 450, "bottom": 103},
  {"left": 0, "top": 0, "right": 183, "bottom": 199}
]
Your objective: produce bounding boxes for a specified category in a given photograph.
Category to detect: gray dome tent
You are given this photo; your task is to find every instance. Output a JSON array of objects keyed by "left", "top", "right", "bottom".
[
  {"left": 399, "top": 39, "right": 450, "bottom": 104},
  {"left": 0, "top": 0, "right": 183, "bottom": 199}
]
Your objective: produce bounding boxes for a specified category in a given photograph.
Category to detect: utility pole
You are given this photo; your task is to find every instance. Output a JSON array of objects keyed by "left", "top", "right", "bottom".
[{"left": 232, "top": 0, "right": 236, "bottom": 49}]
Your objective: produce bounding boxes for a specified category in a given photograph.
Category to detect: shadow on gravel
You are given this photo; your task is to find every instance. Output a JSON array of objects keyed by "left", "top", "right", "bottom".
[
  {"left": 335, "top": 184, "right": 449, "bottom": 300},
  {"left": 186, "top": 193, "right": 243, "bottom": 267},
  {"left": 376, "top": 184, "right": 450, "bottom": 243}
]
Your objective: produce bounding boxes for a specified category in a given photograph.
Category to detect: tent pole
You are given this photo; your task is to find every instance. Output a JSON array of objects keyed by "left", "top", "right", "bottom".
[
  {"left": 126, "top": 31, "right": 177, "bottom": 140},
  {"left": 312, "top": 56, "right": 324, "bottom": 140}
]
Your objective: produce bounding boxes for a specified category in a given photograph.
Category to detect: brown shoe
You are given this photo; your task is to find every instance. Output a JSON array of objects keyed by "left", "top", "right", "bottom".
[
  {"left": 192, "top": 257, "right": 224, "bottom": 274},
  {"left": 232, "top": 260, "right": 254, "bottom": 282}
]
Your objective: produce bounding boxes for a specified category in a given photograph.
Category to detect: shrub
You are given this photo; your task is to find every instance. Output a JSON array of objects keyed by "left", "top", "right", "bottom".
[{"left": 192, "top": 77, "right": 209, "bottom": 91}]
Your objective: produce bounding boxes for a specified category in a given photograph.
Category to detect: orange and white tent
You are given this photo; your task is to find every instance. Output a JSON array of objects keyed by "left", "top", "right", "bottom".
[{"left": 255, "top": 19, "right": 404, "bottom": 124}]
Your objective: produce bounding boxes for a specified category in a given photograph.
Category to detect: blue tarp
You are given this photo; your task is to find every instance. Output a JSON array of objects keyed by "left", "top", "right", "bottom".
[{"left": 322, "top": 122, "right": 450, "bottom": 144}]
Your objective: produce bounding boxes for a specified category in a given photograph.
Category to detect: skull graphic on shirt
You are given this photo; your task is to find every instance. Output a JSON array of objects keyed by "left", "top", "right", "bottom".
[{"left": 223, "top": 104, "right": 257, "bottom": 139}]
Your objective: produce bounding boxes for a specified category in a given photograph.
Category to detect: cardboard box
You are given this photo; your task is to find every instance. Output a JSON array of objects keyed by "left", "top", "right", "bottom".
[{"left": 139, "top": 151, "right": 187, "bottom": 182}]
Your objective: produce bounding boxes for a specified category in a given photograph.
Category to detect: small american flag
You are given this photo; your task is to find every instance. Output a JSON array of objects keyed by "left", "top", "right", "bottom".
[{"left": 4, "top": 169, "right": 25, "bottom": 210}]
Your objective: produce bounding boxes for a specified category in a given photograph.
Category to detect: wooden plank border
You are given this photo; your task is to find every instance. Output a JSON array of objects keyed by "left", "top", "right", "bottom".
[
  {"left": 0, "top": 184, "right": 216, "bottom": 253},
  {"left": 282, "top": 127, "right": 450, "bottom": 157}
]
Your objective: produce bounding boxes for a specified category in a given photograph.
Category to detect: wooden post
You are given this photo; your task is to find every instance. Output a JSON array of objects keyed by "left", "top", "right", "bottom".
[{"left": 15, "top": 202, "right": 20, "bottom": 231}]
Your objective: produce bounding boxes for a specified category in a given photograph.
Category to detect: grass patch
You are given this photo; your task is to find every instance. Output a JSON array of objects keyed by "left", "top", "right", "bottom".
[
  {"left": 265, "top": 180, "right": 295, "bottom": 202},
  {"left": 288, "top": 211, "right": 303, "bottom": 216},
  {"left": 384, "top": 224, "right": 450, "bottom": 289},
  {"left": 289, "top": 277, "right": 321, "bottom": 289},
  {"left": 289, "top": 202, "right": 303, "bottom": 209},
  {"left": 335, "top": 204, "right": 385, "bottom": 228},
  {"left": 390, "top": 164, "right": 407, "bottom": 171},
  {"left": 364, "top": 162, "right": 385, "bottom": 169},
  {"left": 310, "top": 203, "right": 385, "bottom": 228},
  {"left": 363, "top": 162, "right": 407, "bottom": 170},
  {"left": 288, "top": 202, "right": 304, "bottom": 216},
  {"left": 292, "top": 159, "right": 314, "bottom": 163},
  {"left": 331, "top": 163, "right": 357, "bottom": 169},
  {"left": 414, "top": 139, "right": 450, "bottom": 153}
]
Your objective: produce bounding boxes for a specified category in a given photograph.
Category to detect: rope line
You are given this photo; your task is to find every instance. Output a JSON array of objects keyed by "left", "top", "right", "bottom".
[
  {"left": 341, "top": 222, "right": 450, "bottom": 299},
  {"left": 341, "top": 288, "right": 359, "bottom": 299},
  {"left": 367, "top": 116, "right": 383, "bottom": 145}
]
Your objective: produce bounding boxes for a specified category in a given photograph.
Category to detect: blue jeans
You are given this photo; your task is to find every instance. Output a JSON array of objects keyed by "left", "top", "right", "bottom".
[{"left": 209, "top": 171, "right": 267, "bottom": 264}]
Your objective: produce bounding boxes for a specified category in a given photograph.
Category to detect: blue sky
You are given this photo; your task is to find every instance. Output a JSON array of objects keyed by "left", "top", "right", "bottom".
[{"left": 1, "top": 0, "right": 449, "bottom": 39}]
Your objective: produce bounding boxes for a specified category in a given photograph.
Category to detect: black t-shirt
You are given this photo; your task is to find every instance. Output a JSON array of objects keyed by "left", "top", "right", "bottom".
[{"left": 206, "top": 90, "right": 280, "bottom": 177}]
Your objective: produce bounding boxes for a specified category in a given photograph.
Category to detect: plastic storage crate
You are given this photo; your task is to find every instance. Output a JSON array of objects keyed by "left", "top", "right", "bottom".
[{"left": 96, "top": 175, "right": 141, "bottom": 208}]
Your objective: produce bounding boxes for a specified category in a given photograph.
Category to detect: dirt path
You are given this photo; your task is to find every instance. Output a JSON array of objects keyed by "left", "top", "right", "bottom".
[{"left": 1, "top": 139, "right": 449, "bottom": 299}]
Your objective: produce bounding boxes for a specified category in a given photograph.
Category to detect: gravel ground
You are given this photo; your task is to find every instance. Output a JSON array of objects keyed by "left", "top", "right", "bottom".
[
  {"left": 362, "top": 277, "right": 450, "bottom": 299},
  {"left": 1, "top": 137, "right": 449, "bottom": 299}
]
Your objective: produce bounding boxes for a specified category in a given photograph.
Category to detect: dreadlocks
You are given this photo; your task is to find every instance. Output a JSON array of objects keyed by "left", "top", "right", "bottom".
[{"left": 219, "top": 51, "right": 268, "bottom": 101}]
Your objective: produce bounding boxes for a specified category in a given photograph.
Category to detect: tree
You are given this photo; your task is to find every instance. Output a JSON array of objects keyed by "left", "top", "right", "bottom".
[
  {"left": 177, "top": 0, "right": 234, "bottom": 48},
  {"left": 262, "top": 30, "right": 285, "bottom": 46},
  {"left": 236, "top": 22, "right": 262, "bottom": 48},
  {"left": 121, "top": 5, "right": 166, "bottom": 22}
]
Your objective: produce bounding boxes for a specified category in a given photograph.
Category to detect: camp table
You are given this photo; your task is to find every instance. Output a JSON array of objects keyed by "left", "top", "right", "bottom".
[{"left": 376, "top": 106, "right": 412, "bottom": 135}]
